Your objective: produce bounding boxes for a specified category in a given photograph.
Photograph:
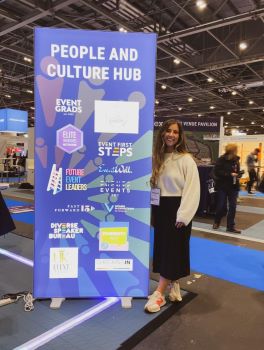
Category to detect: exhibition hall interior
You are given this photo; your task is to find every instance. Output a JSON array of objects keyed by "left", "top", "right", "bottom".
[{"left": 0, "top": 0, "right": 264, "bottom": 349}]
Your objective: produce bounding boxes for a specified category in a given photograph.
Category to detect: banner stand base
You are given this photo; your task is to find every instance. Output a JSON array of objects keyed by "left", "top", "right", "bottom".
[
  {"left": 121, "top": 297, "right": 132, "bottom": 308},
  {"left": 49, "top": 297, "right": 132, "bottom": 309},
  {"left": 50, "top": 298, "right": 65, "bottom": 309}
]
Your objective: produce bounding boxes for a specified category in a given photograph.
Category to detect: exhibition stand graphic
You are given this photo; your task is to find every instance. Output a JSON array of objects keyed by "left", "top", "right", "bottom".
[
  {"left": 34, "top": 28, "right": 156, "bottom": 298},
  {"left": 155, "top": 116, "right": 222, "bottom": 163},
  {"left": 0, "top": 108, "right": 28, "bottom": 133}
]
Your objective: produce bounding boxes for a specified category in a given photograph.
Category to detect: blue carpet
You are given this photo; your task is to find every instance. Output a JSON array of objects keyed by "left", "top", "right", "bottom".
[
  {"left": 5, "top": 199, "right": 264, "bottom": 292},
  {"left": 240, "top": 190, "right": 264, "bottom": 197},
  {"left": 191, "top": 236, "right": 264, "bottom": 291},
  {"left": 5, "top": 198, "right": 34, "bottom": 224},
  {"left": 150, "top": 228, "right": 264, "bottom": 292}
]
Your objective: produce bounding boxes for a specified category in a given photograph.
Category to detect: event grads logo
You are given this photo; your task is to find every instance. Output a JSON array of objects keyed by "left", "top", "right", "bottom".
[
  {"left": 49, "top": 247, "right": 78, "bottom": 279},
  {"left": 98, "top": 141, "right": 133, "bottom": 157},
  {"left": 55, "top": 98, "right": 82, "bottom": 115},
  {"left": 49, "top": 222, "right": 84, "bottom": 239}
]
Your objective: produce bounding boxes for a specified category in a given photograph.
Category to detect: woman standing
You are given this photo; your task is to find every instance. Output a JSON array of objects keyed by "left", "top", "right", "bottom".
[
  {"left": 212, "top": 144, "right": 241, "bottom": 233},
  {"left": 145, "top": 119, "right": 200, "bottom": 313}
]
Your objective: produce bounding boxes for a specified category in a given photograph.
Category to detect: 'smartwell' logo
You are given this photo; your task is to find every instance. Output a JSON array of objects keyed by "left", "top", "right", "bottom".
[
  {"left": 49, "top": 247, "right": 78, "bottom": 279},
  {"left": 55, "top": 98, "right": 82, "bottom": 114},
  {"left": 98, "top": 164, "right": 132, "bottom": 174},
  {"left": 47, "top": 164, "right": 63, "bottom": 195}
]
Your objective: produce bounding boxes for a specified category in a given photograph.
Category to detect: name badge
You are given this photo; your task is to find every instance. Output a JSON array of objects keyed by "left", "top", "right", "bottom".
[{"left": 151, "top": 188, "right": 161, "bottom": 206}]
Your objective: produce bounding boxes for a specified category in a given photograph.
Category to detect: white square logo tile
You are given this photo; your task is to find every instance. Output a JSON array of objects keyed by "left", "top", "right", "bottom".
[
  {"left": 49, "top": 247, "right": 78, "bottom": 279},
  {"left": 94, "top": 100, "right": 139, "bottom": 134}
]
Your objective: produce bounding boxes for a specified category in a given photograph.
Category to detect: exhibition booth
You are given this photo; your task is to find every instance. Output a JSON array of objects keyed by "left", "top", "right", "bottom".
[
  {"left": 0, "top": 25, "right": 263, "bottom": 350},
  {"left": 220, "top": 134, "right": 264, "bottom": 188}
]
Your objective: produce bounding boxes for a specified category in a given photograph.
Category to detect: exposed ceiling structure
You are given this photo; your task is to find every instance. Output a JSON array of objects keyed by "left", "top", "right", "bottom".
[{"left": 0, "top": 0, "right": 264, "bottom": 135}]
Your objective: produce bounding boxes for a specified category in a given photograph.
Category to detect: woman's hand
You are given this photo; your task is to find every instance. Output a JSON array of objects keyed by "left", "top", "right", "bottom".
[{"left": 175, "top": 221, "right": 185, "bottom": 228}]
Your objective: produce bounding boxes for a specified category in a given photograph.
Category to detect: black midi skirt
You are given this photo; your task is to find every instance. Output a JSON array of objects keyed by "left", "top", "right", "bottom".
[{"left": 152, "top": 197, "right": 192, "bottom": 281}]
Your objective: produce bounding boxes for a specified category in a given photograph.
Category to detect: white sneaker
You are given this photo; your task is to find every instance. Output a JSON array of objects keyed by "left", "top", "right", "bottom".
[
  {"left": 144, "top": 291, "right": 166, "bottom": 313},
  {"left": 169, "top": 282, "right": 182, "bottom": 302}
]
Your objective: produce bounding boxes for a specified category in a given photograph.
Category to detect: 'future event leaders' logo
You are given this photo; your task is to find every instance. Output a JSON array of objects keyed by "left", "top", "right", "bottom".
[
  {"left": 98, "top": 141, "right": 133, "bottom": 157},
  {"left": 47, "top": 165, "right": 88, "bottom": 194},
  {"left": 55, "top": 98, "right": 82, "bottom": 114},
  {"left": 65, "top": 168, "right": 88, "bottom": 191},
  {"left": 47, "top": 164, "right": 63, "bottom": 195}
]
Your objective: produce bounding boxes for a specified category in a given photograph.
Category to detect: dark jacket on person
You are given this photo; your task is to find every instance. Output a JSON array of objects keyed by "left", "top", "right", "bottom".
[
  {"left": 214, "top": 154, "right": 240, "bottom": 191},
  {"left": 0, "top": 192, "right": 15, "bottom": 236}
]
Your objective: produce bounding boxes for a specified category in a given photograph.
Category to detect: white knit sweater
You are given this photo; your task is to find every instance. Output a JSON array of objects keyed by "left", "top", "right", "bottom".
[{"left": 157, "top": 152, "right": 200, "bottom": 226}]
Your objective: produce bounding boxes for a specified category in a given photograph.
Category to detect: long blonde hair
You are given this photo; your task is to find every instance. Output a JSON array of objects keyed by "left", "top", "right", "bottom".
[
  {"left": 224, "top": 143, "right": 238, "bottom": 160},
  {"left": 151, "top": 119, "right": 187, "bottom": 186}
]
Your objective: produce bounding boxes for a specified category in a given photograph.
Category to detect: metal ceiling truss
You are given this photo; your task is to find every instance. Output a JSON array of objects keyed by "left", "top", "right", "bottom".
[{"left": 0, "top": 0, "right": 263, "bottom": 134}]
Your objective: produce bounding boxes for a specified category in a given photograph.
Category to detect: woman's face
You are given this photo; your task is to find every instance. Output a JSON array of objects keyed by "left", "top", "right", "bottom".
[{"left": 163, "top": 123, "right": 179, "bottom": 149}]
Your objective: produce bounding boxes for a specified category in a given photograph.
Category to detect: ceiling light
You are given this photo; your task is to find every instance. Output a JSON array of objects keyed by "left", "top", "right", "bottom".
[
  {"left": 227, "top": 111, "right": 231, "bottom": 115},
  {"left": 207, "top": 77, "right": 213, "bottom": 83},
  {"left": 188, "top": 97, "right": 193, "bottom": 102},
  {"left": 161, "top": 84, "right": 167, "bottom": 90},
  {"left": 231, "top": 91, "right": 237, "bottom": 95},
  {"left": 262, "top": 109, "right": 264, "bottom": 112},
  {"left": 249, "top": 100, "right": 254, "bottom": 105},
  {"left": 30, "top": 106, "right": 35, "bottom": 110},
  {"left": 261, "top": 125, "right": 264, "bottom": 128},
  {"left": 119, "top": 27, "right": 127, "bottom": 33},
  {"left": 240, "top": 117, "right": 244, "bottom": 120},
  {"left": 210, "top": 105, "right": 215, "bottom": 110},
  {"left": 225, "top": 122, "right": 229, "bottom": 125},
  {"left": 224, "top": 125, "right": 228, "bottom": 128},
  {"left": 23, "top": 56, "right": 32, "bottom": 63},
  {"left": 26, "top": 89, "right": 33, "bottom": 94},
  {"left": 251, "top": 121, "right": 255, "bottom": 124},
  {"left": 196, "top": 0, "right": 207, "bottom": 10},
  {"left": 198, "top": 114, "right": 202, "bottom": 117},
  {"left": 178, "top": 107, "right": 182, "bottom": 111},
  {"left": 173, "top": 58, "right": 181, "bottom": 65},
  {"left": 239, "top": 42, "right": 248, "bottom": 50},
  {"left": 4, "top": 94, "right": 11, "bottom": 98},
  {"left": 23, "top": 134, "right": 28, "bottom": 138}
]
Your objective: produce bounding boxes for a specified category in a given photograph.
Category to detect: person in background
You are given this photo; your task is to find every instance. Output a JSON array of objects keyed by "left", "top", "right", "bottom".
[
  {"left": 246, "top": 148, "right": 260, "bottom": 194},
  {"left": 145, "top": 119, "right": 200, "bottom": 313},
  {"left": 213, "top": 144, "right": 241, "bottom": 234}
]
